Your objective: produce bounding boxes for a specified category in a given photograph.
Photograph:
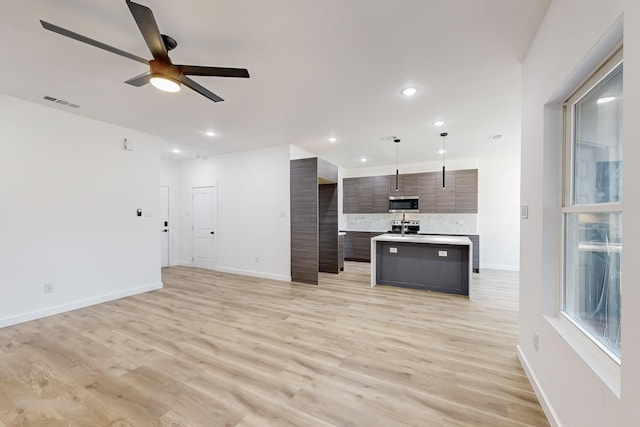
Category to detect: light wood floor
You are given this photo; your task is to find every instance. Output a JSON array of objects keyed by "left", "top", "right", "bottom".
[{"left": 0, "top": 262, "right": 548, "bottom": 426}]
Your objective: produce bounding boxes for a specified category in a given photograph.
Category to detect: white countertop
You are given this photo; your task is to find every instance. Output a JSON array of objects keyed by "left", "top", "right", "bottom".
[
  {"left": 372, "top": 234, "right": 472, "bottom": 246},
  {"left": 340, "top": 230, "right": 478, "bottom": 236}
]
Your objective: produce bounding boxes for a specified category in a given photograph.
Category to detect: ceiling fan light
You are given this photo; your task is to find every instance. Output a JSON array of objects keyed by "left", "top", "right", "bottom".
[{"left": 150, "top": 75, "right": 181, "bottom": 93}]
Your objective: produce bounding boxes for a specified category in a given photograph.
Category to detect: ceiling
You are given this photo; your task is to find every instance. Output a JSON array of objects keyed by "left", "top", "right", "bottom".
[{"left": 0, "top": 0, "right": 550, "bottom": 169}]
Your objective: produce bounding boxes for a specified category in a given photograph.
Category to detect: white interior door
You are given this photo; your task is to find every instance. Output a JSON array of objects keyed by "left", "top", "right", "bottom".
[
  {"left": 160, "top": 186, "right": 170, "bottom": 267},
  {"left": 192, "top": 186, "right": 217, "bottom": 269}
]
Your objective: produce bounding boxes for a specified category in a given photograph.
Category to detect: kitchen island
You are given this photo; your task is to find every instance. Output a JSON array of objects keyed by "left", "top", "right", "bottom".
[{"left": 371, "top": 234, "right": 473, "bottom": 298}]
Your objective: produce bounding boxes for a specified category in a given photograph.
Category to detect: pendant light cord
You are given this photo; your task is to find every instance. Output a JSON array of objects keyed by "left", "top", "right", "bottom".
[
  {"left": 443, "top": 136, "right": 446, "bottom": 166},
  {"left": 440, "top": 132, "right": 448, "bottom": 188},
  {"left": 395, "top": 138, "right": 400, "bottom": 191}
]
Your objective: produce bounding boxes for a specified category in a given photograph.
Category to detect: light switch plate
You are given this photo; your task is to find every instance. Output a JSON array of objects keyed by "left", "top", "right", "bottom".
[
  {"left": 438, "top": 251, "right": 447, "bottom": 257},
  {"left": 390, "top": 247, "right": 397, "bottom": 253},
  {"left": 521, "top": 204, "right": 529, "bottom": 219}
]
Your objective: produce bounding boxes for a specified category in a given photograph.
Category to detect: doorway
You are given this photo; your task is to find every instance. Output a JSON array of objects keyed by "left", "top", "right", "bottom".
[
  {"left": 160, "top": 185, "right": 170, "bottom": 268},
  {"left": 192, "top": 186, "right": 217, "bottom": 269}
]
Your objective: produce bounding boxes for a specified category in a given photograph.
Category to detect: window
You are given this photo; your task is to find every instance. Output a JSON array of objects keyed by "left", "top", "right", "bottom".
[{"left": 563, "top": 49, "right": 622, "bottom": 361}]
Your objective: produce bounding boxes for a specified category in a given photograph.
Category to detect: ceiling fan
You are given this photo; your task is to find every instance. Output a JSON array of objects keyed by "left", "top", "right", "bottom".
[{"left": 40, "top": 0, "right": 249, "bottom": 102}]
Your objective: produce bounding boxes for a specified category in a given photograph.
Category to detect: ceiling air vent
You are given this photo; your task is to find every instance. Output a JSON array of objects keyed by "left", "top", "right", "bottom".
[
  {"left": 488, "top": 134, "right": 503, "bottom": 141},
  {"left": 43, "top": 96, "right": 80, "bottom": 109}
]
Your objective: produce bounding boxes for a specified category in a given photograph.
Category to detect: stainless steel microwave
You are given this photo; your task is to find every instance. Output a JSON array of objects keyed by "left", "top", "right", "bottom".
[{"left": 389, "top": 196, "right": 419, "bottom": 213}]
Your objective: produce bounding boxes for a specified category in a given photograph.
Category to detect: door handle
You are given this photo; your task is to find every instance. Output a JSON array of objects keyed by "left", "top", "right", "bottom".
[
  {"left": 162, "top": 229, "right": 168, "bottom": 232},
  {"left": 210, "top": 231, "right": 215, "bottom": 235}
]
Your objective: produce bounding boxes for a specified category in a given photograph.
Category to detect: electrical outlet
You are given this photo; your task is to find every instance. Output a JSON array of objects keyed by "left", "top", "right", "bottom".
[
  {"left": 44, "top": 282, "right": 55, "bottom": 294},
  {"left": 533, "top": 332, "right": 539, "bottom": 351}
]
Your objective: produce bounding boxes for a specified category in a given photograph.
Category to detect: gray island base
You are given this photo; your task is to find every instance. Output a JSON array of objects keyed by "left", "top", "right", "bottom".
[{"left": 371, "top": 234, "right": 473, "bottom": 299}]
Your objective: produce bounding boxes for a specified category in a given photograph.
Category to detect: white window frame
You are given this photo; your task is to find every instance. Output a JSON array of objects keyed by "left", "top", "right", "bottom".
[{"left": 561, "top": 48, "right": 623, "bottom": 365}]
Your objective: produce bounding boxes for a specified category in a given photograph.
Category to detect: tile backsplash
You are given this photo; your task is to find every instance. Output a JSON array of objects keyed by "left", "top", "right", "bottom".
[{"left": 343, "top": 213, "right": 478, "bottom": 234}]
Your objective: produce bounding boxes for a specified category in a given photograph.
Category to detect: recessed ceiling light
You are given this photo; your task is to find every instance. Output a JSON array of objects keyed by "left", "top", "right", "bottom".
[
  {"left": 172, "top": 149, "right": 181, "bottom": 154},
  {"left": 328, "top": 137, "right": 337, "bottom": 143},
  {"left": 401, "top": 87, "right": 417, "bottom": 97},
  {"left": 361, "top": 158, "right": 367, "bottom": 162},
  {"left": 438, "top": 149, "right": 445, "bottom": 154},
  {"left": 597, "top": 96, "right": 616, "bottom": 104},
  {"left": 433, "top": 120, "right": 445, "bottom": 127},
  {"left": 205, "top": 130, "right": 216, "bottom": 137}
]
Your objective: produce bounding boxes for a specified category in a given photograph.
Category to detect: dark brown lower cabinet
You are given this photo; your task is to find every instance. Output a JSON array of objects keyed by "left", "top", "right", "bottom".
[
  {"left": 338, "top": 234, "right": 344, "bottom": 271},
  {"left": 343, "top": 231, "right": 385, "bottom": 262},
  {"left": 419, "top": 233, "right": 480, "bottom": 273}
]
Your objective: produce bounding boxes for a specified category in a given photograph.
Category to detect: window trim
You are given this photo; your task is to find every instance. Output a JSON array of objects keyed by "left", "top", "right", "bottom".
[
  {"left": 563, "top": 48, "right": 623, "bottom": 207},
  {"left": 560, "top": 47, "right": 623, "bottom": 364},
  {"left": 546, "top": 314, "right": 621, "bottom": 396}
]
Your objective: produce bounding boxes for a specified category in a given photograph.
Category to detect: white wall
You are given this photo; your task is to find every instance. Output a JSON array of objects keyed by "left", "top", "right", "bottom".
[
  {"left": 289, "top": 145, "right": 317, "bottom": 160},
  {"left": 174, "top": 145, "right": 291, "bottom": 281},
  {"left": 520, "top": 1, "right": 639, "bottom": 426},
  {"left": 0, "top": 94, "right": 163, "bottom": 327},
  {"left": 342, "top": 155, "right": 521, "bottom": 270},
  {"left": 477, "top": 155, "right": 521, "bottom": 270}
]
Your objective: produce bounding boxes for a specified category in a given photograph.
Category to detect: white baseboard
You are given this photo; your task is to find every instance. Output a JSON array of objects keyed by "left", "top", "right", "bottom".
[
  {"left": 516, "top": 345, "right": 562, "bottom": 427},
  {"left": 480, "top": 263, "right": 520, "bottom": 271},
  {"left": 215, "top": 266, "right": 291, "bottom": 282},
  {"left": 0, "top": 282, "right": 163, "bottom": 329},
  {"left": 172, "top": 262, "right": 290, "bottom": 282}
]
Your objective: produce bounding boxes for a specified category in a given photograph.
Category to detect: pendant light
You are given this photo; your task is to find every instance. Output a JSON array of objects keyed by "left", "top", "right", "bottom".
[
  {"left": 440, "top": 132, "right": 448, "bottom": 188},
  {"left": 394, "top": 138, "right": 401, "bottom": 191}
]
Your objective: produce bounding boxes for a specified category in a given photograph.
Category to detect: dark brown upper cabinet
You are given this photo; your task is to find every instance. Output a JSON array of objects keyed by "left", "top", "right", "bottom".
[
  {"left": 371, "top": 175, "right": 391, "bottom": 213},
  {"left": 389, "top": 173, "right": 420, "bottom": 197},
  {"left": 418, "top": 172, "right": 436, "bottom": 213},
  {"left": 435, "top": 170, "right": 456, "bottom": 213},
  {"left": 317, "top": 157, "right": 338, "bottom": 184},
  {"left": 343, "top": 169, "right": 477, "bottom": 214},
  {"left": 342, "top": 177, "right": 360, "bottom": 214},
  {"left": 343, "top": 176, "right": 389, "bottom": 214},
  {"left": 454, "top": 169, "right": 478, "bottom": 213},
  {"left": 343, "top": 177, "right": 372, "bottom": 213}
]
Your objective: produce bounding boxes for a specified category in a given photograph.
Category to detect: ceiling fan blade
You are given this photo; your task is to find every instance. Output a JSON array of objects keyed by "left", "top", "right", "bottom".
[
  {"left": 126, "top": 0, "right": 170, "bottom": 63},
  {"left": 124, "top": 72, "right": 151, "bottom": 87},
  {"left": 178, "top": 65, "right": 250, "bottom": 78},
  {"left": 40, "top": 20, "right": 148, "bottom": 65},
  {"left": 182, "top": 76, "right": 224, "bottom": 102}
]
